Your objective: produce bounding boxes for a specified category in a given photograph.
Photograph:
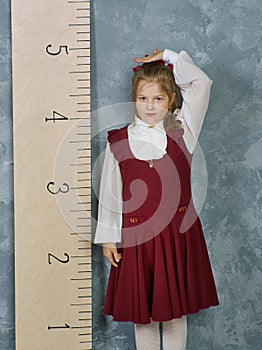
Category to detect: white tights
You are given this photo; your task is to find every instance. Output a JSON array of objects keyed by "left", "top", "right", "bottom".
[{"left": 134, "top": 316, "right": 187, "bottom": 350}]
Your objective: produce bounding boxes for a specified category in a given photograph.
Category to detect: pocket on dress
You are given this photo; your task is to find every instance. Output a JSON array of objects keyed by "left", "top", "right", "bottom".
[{"left": 122, "top": 215, "right": 144, "bottom": 227}]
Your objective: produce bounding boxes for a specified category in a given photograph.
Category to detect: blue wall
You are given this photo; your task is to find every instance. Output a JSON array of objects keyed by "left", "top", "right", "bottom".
[
  {"left": 1, "top": 0, "right": 261, "bottom": 349},
  {"left": 0, "top": 0, "right": 14, "bottom": 348}
]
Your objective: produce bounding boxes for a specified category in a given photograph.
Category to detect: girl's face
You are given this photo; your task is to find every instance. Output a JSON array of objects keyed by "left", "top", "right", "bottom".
[{"left": 135, "top": 80, "right": 175, "bottom": 125}]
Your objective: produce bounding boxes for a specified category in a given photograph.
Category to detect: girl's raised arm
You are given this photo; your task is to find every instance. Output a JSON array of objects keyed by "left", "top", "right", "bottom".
[
  {"left": 93, "top": 141, "right": 123, "bottom": 244},
  {"left": 163, "top": 49, "right": 213, "bottom": 154}
]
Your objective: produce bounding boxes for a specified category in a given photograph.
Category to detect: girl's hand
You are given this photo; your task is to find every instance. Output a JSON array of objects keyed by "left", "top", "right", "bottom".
[
  {"left": 133, "top": 48, "right": 164, "bottom": 63},
  {"left": 103, "top": 243, "right": 122, "bottom": 267}
]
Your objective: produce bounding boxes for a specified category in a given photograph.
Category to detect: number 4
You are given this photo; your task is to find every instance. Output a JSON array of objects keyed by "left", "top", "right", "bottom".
[{"left": 45, "top": 111, "right": 68, "bottom": 123}]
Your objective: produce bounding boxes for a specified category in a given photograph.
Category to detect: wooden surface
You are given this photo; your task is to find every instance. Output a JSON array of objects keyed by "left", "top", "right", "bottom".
[{"left": 12, "top": 1, "right": 92, "bottom": 349}]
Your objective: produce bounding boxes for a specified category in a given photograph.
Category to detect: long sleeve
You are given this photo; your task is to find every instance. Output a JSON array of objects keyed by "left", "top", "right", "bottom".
[
  {"left": 163, "top": 49, "right": 213, "bottom": 154},
  {"left": 93, "top": 141, "right": 123, "bottom": 244}
]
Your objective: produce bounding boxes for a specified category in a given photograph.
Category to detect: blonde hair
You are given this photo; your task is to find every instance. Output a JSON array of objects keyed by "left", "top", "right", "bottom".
[{"left": 132, "top": 62, "right": 183, "bottom": 131}]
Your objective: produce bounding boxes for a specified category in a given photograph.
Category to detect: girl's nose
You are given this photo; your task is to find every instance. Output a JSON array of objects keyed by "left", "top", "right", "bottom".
[{"left": 146, "top": 102, "right": 154, "bottom": 110}]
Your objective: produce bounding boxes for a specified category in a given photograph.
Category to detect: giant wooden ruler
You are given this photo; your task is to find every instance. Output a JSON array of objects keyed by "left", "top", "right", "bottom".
[{"left": 12, "top": 1, "right": 92, "bottom": 349}]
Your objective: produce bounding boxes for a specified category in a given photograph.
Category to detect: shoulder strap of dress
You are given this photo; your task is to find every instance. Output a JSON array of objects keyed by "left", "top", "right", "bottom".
[
  {"left": 167, "top": 127, "right": 184, "bottom": 143},
  {"left": 167, "top": 127, "right": 193, "bottom": 160},
  {"left": 107, "top": 125, "right": 128, "bottom": 144},
  {"left": 107, "top": 125, "right": 131, "bottom": 163}
]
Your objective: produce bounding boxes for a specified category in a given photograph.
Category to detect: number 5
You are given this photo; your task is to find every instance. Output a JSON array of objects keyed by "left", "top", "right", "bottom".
[{"left": 46, "top": 44, "right": 69, "bottom": 56}]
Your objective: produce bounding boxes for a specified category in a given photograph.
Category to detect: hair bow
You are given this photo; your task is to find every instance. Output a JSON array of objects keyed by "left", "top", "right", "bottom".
[{"left": 133, "top": 55, "right": 173, "bottom": 72}]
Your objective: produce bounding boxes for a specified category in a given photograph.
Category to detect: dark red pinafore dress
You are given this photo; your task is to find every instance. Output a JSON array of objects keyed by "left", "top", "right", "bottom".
[{"left": 103, "top": 125, "right": 219, "bottom": 324}]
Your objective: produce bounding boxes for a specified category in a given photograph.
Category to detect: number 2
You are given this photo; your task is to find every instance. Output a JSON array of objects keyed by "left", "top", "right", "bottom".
[{"left": 48, "top": 252, "right": 70, "bottom": 265}]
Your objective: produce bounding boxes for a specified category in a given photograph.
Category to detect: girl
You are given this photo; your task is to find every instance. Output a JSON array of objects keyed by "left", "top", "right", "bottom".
[{"left": 94, "top": 48, "right": 220, "bottom": 349}]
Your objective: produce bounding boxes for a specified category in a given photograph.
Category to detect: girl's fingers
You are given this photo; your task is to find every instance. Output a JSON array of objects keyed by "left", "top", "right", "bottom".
[
  {"left": 113, "top": 251, "right": 122, "bottom": 263},
  {"left": 104, "top": 250, "right": 117, "bottom": 267},
  {"left": 103, "top": 247, "right": 122, "bottom": 267},
  {"left": 108, "top": 254, "right": 118, "bottom": 267},
  {"left": 133, "top": 49, "right": 163, "bottom": 63},
  {"left": 133, "top": 54, "right": 154, "bottom": 63}
]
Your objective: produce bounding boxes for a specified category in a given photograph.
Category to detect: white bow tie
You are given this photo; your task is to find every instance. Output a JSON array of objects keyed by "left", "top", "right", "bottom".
[{"left": 127, "top": 114, "right": 168, "bottom": 160}]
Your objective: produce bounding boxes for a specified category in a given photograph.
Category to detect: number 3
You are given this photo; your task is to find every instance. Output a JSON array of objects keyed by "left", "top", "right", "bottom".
[{"left": 47, "top": 182, "right": 69, "bottom": 195}]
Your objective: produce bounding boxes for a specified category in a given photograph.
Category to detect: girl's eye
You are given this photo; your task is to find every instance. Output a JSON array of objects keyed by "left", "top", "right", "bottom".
[
  {"left": 156, "top": 97, "right": 163, "bottom": 101},
  {"left": 138, "top": 97, "right": 146, "bottom": 101}
]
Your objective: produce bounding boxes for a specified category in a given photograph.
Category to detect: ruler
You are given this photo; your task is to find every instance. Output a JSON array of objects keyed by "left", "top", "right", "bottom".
[{"left": 12, "top": 1, "right": 92, "bottom": 349}]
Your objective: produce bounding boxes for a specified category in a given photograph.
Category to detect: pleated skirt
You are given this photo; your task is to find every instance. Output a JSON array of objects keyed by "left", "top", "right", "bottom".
[{"left": 103, "top": 216, "right": 219, "bottom": 324}]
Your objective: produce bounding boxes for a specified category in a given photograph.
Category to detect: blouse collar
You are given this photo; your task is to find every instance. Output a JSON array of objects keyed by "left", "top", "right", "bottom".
[
  {"left": 135, "top": 114, "right": 165, "bottom": 130},
  {"left": 127, "top": 114, "right": 168, "bottom": 159},
  {"left": 131, "top": 114, "right": 166, "bottom": 133}
]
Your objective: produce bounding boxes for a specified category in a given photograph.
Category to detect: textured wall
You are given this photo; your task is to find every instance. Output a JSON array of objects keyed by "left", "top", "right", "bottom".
[
  {"left": 0, "top": 0, "right": 15, "bottom": 348},
  {"left": 92, "top": 0, "right": 262, "bottom": 349},
  {"left": 0, "top": 0, "right": 261, "bottom": 349}
]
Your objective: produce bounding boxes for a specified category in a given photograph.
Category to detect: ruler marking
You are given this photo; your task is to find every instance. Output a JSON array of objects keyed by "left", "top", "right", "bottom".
[
  {"left": 70, "top": 118, "right": 90, "bottom": 120},
  {"left": 80, "top": 341, "right": 92, "bottom": 344},
  {"left": 70, "top": 186, "right": 90, "bottom": 189},
  {"left": 78, "top": 263, "right": 90, "bottom": 266},
  {"left": 70, "top": 70, "right": 90, "bottom": 73},
  {"left": 71, "top": 232, "right": 89, "bottom": 235},
  {"left": 70, "top": 94, "right": 90, "bottom": 97},
  {"left": 70, "top": 140, "right": 90, "bottom": 143},
  {"left": 71, "top": 278, "right": 91, "bottom": 281},
  {"left": 69, "top": 23, "right": 90, "bottom": 26},
  {"left": 68, "top": 0, "right": 90, "bottom": 3}
]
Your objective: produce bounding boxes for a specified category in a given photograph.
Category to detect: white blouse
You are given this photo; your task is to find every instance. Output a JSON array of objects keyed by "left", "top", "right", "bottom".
[{"left": 93, "top": 49, "right": 213, "bottom": 244}]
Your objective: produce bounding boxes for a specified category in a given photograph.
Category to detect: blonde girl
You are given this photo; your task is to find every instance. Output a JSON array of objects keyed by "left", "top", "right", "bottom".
[{"left": 94, "top": 48, "right": 219, "bottom": 349}]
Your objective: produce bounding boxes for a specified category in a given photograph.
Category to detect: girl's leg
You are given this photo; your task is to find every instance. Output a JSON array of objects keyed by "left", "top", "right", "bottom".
[
  {"left": 134, "top": 320, "right": 160, "bottom": 350},
  {"left": 162, "top": 315, "right": 187, "bottom": 350}
]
